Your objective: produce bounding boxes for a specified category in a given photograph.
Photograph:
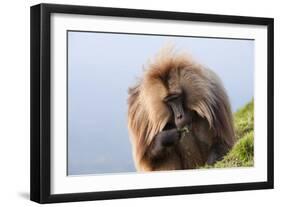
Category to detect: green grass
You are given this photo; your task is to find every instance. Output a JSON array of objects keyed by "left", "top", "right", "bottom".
[{"left": 205, "top": 99, "right": 254, "bottom": 168}]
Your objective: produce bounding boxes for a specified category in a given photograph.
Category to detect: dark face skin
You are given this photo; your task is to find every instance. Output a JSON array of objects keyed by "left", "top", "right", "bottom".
[
  {"left": 163, "top": 93, "right": 191, "bottom": 129},
  {"left": 149, "top": 93, "right": 192, "bottom": 159}
]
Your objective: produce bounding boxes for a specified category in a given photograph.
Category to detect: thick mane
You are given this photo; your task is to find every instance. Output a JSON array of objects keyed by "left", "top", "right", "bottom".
[
  {"left": 127, "top": 48, "right": 235, "bottom": 169},
  {"left": 190, "top": 68, "right": 235, "bottom": 147}
]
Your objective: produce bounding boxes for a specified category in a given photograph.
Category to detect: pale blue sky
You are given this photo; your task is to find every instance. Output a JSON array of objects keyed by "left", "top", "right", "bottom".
[{"left": 67, "top": 31, "right": 254, "bottom": 175}]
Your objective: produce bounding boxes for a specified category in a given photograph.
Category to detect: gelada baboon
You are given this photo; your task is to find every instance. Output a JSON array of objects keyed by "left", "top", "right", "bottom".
[{"left": 127, "top": 48, "right": 235, "bottom": 171}]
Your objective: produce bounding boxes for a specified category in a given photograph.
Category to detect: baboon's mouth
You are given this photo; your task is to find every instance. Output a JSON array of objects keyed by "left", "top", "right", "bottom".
[
  {"left": 163, "top": 122, "right": 190, "bottom": 135},
  {"left": 177, "top": 126, "right": 190, "bottom": 135}
]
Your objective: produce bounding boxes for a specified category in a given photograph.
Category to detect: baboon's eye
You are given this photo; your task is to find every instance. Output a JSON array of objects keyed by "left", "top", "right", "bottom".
[{"left": 163, "top": 93, "right": 182, "bottom": 103}]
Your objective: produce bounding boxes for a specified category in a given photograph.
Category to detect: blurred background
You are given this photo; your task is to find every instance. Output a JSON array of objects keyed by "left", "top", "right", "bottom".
[{"left": 67, "top": 31, "right": 254, "bottom": 175}]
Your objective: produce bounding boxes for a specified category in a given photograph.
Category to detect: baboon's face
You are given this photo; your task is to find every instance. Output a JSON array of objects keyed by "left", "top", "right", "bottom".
[{"left": 161, "top": 70, "right": 194, "bottom": 130}]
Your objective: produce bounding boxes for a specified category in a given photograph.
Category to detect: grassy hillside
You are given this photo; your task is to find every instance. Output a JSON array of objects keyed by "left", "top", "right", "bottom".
[{"left": 207, "top": 99, "right": 254, "bottom": 168}]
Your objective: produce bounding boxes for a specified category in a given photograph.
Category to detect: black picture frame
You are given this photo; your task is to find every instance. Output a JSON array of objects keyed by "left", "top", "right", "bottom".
[{"left": 30, "top": 3, "right": 274, "bottom": 204}]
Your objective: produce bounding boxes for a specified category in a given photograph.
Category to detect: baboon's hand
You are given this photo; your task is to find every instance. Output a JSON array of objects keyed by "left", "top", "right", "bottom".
[
  {"left": 150, "top": 129, "right": 180, "bottom": 159},
  {"left": 157, "top": 128, "right": 181, "bottom": 147}
]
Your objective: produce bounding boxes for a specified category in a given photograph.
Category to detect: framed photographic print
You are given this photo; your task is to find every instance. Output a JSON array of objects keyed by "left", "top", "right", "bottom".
[{"left": 30, "top": 3, "right": 274, "bottom": 203}]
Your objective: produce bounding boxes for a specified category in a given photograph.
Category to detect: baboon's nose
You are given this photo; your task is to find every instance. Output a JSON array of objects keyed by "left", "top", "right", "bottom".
[
  {"left": 175, "top": 113, "right": 187, "bottom": 129},
  {"left": 176, "top": 114, "right": 183, "bottom": 119}
]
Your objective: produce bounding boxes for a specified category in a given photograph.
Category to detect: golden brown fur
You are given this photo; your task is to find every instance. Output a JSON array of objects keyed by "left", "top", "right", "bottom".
[{"left": 127, "top": 48, "right": 235, "bottom": 171}]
